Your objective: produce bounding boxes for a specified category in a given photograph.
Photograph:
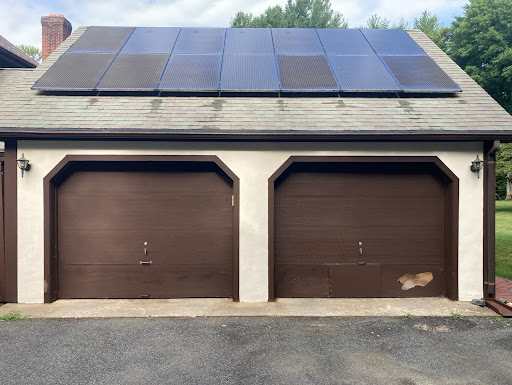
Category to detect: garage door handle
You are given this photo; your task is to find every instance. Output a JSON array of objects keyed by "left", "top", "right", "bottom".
[{"left": 139, "top": 261, "right": 152, "bottom": 265}]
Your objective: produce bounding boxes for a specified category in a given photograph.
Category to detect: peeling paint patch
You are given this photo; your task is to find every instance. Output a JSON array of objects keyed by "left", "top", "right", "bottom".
[{"left": 398, "top": 272, "right": 433, "bottom": 290}]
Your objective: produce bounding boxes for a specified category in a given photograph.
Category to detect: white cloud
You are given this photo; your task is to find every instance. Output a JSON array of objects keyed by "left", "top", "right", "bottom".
[{"left": 0, "top": 0, "right": 469, "bottom": 50}]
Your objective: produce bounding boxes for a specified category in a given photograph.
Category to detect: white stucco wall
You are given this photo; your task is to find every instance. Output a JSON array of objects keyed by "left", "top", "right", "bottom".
[{"left": 16, "top": 140, "right": 484, "bottom": 303}]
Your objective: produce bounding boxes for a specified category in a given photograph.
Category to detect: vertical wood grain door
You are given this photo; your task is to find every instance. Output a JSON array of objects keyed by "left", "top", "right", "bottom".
[
  {"left": 57, "top": 163, "right": 234, "bottom": 299},
  {"left": 274, "top": 162, "right": 448, "bottom": 298}
]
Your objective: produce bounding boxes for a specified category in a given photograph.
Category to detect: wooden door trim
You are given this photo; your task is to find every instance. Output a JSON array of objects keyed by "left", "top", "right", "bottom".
[
  {"left": 44, "top": 155, "right": 240, "bottom": 303},
  {"left": 268, "top": 155, "right": 459, "bottom": 301}
]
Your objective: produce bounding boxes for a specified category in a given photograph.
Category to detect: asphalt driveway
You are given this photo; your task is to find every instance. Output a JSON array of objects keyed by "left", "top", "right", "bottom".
[{"left": 0, "top": 317, "right": 510, "bottom": 384}]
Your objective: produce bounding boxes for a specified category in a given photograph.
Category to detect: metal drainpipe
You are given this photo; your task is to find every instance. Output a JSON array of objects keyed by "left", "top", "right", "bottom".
[{"left": 484, "top": 140, "right": 500, "bottom": 298}]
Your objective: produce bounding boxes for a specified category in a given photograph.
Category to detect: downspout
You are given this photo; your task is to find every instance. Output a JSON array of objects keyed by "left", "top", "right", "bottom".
[{"left": 484, "top": 140, "right": 500, "bottom": 298}]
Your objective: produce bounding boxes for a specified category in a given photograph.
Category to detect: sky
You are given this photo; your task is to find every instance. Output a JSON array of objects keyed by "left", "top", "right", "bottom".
[{"left": 1, "top": 0, "right": 469, "bottom": 50}]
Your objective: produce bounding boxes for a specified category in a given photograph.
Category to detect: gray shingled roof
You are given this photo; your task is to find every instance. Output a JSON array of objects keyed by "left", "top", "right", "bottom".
[
  {"left": 0, "top": 35, "right": 39, "bottom": 68},
  {"left": 0, "top": 27, "right": 511, "bottom": 140}
]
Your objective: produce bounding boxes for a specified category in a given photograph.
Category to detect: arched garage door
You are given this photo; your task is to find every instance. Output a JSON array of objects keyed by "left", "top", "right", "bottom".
[
  {"left": 272, "top": 158, "right": 458, "bottom": 299},
  {"left": 53, "top": 159, "right": 235, "bottom": 299}
]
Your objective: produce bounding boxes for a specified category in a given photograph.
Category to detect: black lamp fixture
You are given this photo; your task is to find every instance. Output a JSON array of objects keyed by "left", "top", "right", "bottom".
[
  {"left": 16, "top": 153, "right": 31, "bottom": 178},
  {"left": 470, "top": 154, "right": 484, "bottom": 178}
]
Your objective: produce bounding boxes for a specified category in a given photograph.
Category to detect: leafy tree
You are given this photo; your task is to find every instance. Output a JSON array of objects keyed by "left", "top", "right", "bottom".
[
  {"left": 436, "top": 1, "right": 512, "bottom": 198},
  {"left": 230, "top": 11, "right": 255, "bottom": 28},
  {"left": 392, "top": 17, "right": 409, "bottom": 30},
  {"left": 447, "top": 0, "right": 512, "bottom": 114},
  {"left": 412, "top": 10, "right": 449, "bottom": 50},
  {"left": 17, "top": 44, "right": 41, "bottom": 62},
  {"left": 413, "top": 10, "right": 441, "bottom": 38},
  {"left": 496, "top": 143, "right": 512, "bottom": 200},
  {"left": 230, "top": 0, "right": 348, "bottom": 28},
  {"left": 366, "top": 14, "right": 390, "bottom": 29}
]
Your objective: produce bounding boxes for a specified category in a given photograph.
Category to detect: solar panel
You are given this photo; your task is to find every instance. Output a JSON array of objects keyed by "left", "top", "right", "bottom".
[
  {"left": 68, "top": 26, "right": 135, "bottom": 53},
  {"left": 317, "top": 29, "right": 375, "bottom": 55},
  {"left": 277, "top": 55, "right": 338, "bottom": 91},
  {"left": 328, "top": 55, "right": 400, "bottom": 92},
  {"left": 97, "top": 54, "right": 169, "bottom": 91},
  {"left": 32, "top": 53, "right": 116, "bottom": 90},
  {"left": 272, "top": 29, "right": 324, "bottom": 54},
  {"left": 361, "top": 29, "right": 426, "bottom": 56},
  {"left": 34, "top": 27, "right": 462, "bottom": 94},
  {"left": 159, "top": 54, "right": 222, "bottom": 91},
  {"left": 220, "top": 55, "right": 279, "bottom": 91},
  {"left": 382, "top": 55, "right": 461, "bottom": 92},
  {"left": 172, "top": 28, "right": 225, "bottom": 54},
  {"left": 224, "top": 28, "right": 274, "bottom": 54},
  {"left": 121, "top": 27, "right": 180, "bottom": 54}
]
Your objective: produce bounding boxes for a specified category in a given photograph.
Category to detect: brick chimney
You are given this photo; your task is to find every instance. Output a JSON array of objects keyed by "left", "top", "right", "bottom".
[{"left": 41, "top": 14, "right": 72, "bottom": 61}]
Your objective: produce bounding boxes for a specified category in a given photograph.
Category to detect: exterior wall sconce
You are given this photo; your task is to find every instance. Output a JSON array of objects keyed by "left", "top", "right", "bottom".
[
  {"left": 16, "top": 153, "right": 31, "bottom": 178},
  {"left": 470, "top": 155, "right": 484, "bottom": 178}
]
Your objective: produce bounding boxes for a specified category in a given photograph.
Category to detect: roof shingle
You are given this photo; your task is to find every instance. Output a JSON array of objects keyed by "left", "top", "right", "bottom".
[{"left": 0, "top": 27, "right": 511, "bottom": 140}]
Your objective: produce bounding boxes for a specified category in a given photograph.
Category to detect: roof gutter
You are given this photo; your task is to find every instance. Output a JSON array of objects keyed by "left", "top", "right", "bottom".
[
  {"left": 1, "top": 129, "right": 512, "bottom": 142},
  {"left": 484, "top": 140, "right": 500, "bottom": 299}
]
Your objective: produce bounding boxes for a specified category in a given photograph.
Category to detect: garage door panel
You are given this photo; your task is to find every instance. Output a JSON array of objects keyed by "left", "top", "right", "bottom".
[
  {"left": 58, "top": 230, "right": 233, "bottom": 265},
  {"left": 379, "top": 264, "right": 444, "bottom": 297},
  {"left": 57, "top": 166, "right": 234, "bottom": 299},
  {"left": 58, "top": 196, "right": 232, "bottom": 229},
  {"left": 329, "top": 265, "right": 381, "bottom": 298},
  {"left": 58, "top": 264, "right": 146, "bottom": 299},
  {"left": 275, "top": 228, "right": 444, "bottom": 264},
  {"left": 275, "top": 265, "right": 330, "bottom": 297},
  {"left": 276, "top": 199, "right": 444, "bottom": 228},
  {"left": 276, "top": 172, "right": 445, "bottom": 198},
  {"left": 59, "top": 171, "right": 232, "bottom": 196},
  {"left": 144, "top": 265, "right": 233, "bottom": 298},
  {"left": 274, "top": 163, "right": 448, "bottom": 299}
]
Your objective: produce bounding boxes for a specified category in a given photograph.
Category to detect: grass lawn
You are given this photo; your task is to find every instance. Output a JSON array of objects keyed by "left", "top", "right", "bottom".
[{"left": 496, "top": 201, "right": 512, "bottom": 280}]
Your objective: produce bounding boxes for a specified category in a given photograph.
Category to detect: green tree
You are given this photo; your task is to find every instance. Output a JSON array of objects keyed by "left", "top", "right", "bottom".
[
  {"left": 413, "top": 10, "right": 441, "bottom": 38},
  {"left": 446, "top": 1, "right": 512, "bottom": 198},
  {"left": 413, "top": 10, "right": 448, "bottom": 50},
  {"left": 17, "top": 44, "right": 41, "bottom": 62},
  {"left": 447, "top": 0, "right": 512, "bottom": 114},
  {"left": 497, "top": 143, "right": 512, "bottom": 200},
  {"left": 366, "top": 14, "right": 390, "bottom": 29},
  {"left": 392, "top": 17, "right": 409, "bottom": 29},
  {"left": 230, "top": 0, "right": 348, "bottom": 28}
]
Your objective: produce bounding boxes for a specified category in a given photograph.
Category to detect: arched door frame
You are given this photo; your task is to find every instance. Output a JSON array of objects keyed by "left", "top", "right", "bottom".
[
  {"left": 44, "top": 155, "right": 239, "bottom": 303},
  {"left": 268, "top": 155, "right": 459, "bottom": 301}
]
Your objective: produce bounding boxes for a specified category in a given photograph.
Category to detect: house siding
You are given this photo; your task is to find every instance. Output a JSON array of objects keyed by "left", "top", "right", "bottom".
[{"left": 17, "top": 140, "right": 483, "bottom": 303}]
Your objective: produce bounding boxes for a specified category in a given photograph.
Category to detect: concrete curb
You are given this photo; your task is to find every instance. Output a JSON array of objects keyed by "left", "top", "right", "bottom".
[{"left": 0, "top": 298, "right": 497, "bottom": 319}]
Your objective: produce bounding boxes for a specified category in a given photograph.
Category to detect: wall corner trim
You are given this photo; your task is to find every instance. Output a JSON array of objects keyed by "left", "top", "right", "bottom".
[{"left": 3, "top": 139, "right": 17, "bottom": 302}]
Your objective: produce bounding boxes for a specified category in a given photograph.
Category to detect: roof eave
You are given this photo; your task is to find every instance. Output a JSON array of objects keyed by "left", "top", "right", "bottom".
[
  {"left": 0, "top": 128, "right": 510, "bottom": 142},
  {"left": 0, "top": 47, "right": 37, "bottom": 68}
]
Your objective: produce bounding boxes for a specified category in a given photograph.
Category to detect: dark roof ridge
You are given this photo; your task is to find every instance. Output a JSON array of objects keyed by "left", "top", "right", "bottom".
[{"left": 0, "top": 35, "right": 39, "bottom": 68}]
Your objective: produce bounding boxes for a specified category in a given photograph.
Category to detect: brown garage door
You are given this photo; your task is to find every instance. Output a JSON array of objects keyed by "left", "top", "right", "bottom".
[
  {"left": 274, "top": 162, "right": 449, "bottom": 298},
  {"left": 57, "top": 163, "right": 234, "bottom": 299}
]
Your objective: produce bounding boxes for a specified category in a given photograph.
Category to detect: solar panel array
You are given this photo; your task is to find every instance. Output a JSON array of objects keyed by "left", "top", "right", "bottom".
[{"left": 33, "top": 27, "right": 462, "bottom": 94}]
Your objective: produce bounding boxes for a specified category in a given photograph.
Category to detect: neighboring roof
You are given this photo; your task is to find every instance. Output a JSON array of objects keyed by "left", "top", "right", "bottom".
[
  {"left": 0, "top": 26, "right": 511, "bottom": 140},
  {"left": 0, "top": 35, "right": 38, "bottom": 68}
]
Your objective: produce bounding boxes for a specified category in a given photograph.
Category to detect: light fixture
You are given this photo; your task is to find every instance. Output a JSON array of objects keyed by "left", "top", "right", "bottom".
[
  {"left": 470, "top": 154, "right": 484, "bottom": 178},
  {"left": 16, "top": 153, "right": 31, "bottom": 178}
]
